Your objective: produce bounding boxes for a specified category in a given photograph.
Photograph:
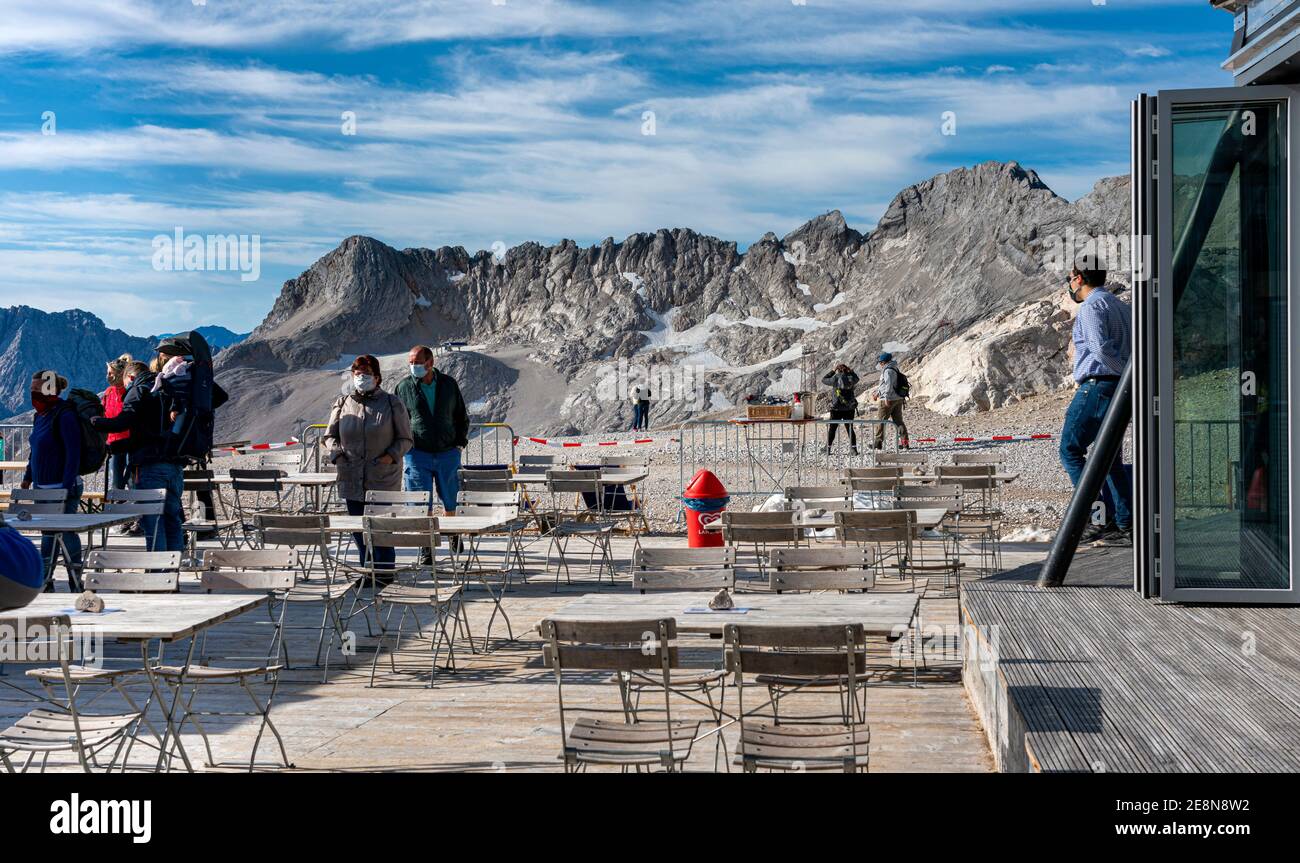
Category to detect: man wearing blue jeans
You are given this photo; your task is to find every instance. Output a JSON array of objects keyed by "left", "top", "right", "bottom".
[
  {"left": 395, "top": 345, "right": 470, "bottom": 562},
  {"left": 1060, "top": 261, "right": 1133, "bottom": 545},
  {"left": 92, "top": 358, "right": 187, "bottom": 552}
]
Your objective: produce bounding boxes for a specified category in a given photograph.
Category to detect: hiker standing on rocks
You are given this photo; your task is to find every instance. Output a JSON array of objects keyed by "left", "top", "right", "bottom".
[
  {"left": 871, "top": 352, "right": 910, "bottom": 449},
  {"left": 22, "top": 370, "right": 83, "bottom": 590},
  {"left": 325, "top": 354, "right": 414, "bottom": 577},
  {"left": 395, "top": 346, "right": 468, "bottom": 554},
  {"left": 629, "top": 382, "right": 651, "bottom": 431},
  {"left": 822, "top": 363, "right": 860, "bottom": 455},
  {"left": 1061, "top": 261, "right": 1132, "bottom": 545}
]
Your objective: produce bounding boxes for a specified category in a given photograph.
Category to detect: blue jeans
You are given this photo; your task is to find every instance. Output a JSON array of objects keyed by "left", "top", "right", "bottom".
[
  {"left": 1059, "top": 379, "right": 1132, "bottom": 530},
  {"left": 108, "top": 451, "right": 129, "bottom": 490},
  {"left": 403, "top": 448, "right": 462, "bottom": 513},
  {"left": 133, "top": 461, "right": 185, "bottom": 552},
  {"left": 41, "top": 485, "right": 83, "bottom": 591},
  {"left": 631, "top": 401, "right": 650, "bottom": 431},
  {"left": 346, "top": 498, "right": 394, "bottom": 570}
]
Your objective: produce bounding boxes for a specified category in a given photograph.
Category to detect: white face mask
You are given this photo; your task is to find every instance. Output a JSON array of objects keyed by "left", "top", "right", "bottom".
[
  {"left": 353, "top": 373, "right": 376, "bottom": 393},
  {"left": 409, "top": 364, "right": 427, "bottom": 379}
]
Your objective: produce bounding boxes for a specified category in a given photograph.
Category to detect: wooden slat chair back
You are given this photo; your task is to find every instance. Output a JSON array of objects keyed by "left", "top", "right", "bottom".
[
  {"left": 768, "top": 547, "right": 874, "bottom": 593},
  {"left": 845, "top": 466, "right": 904, "bottom": 480},
  {"left": 893, "top": 483, "right": 963, "bottom": 511},
  {"left": 229, "top": 469, "right": 286, "bottom": 530},
  {"left": 721, "top": 511, "right": 801, "bottom": 577},
  {"left": 8, "top": 487, "right": 67, "bottom": 516},
  {"left": 9, "top": 488, "right": 67, "bottom": 503},
  {"left": 259, "top": 451, "right": 302, "bottom": 470},
  {"left": 632, "top": 545, "right": 736, "bottom": 592},
  {"left": 951, "top": 453, "right": 1004, "bottom": 468},
  {"left": 202, "top": 548, "right": 298, "bottom": 591},
  {"left": 254, "top": 514, "right": 333, "bottom": 579},
  {"left": 785, "top": 486, "right": 852, "bottom": 513},
  {"left": 456, "top": 490, "right": 522, "bottom": 517},
  {"left": 82, "top": 550, "right": 181, "bottom": 593},
  {"left": 539, "top": 617, "right": 699, "bottom": 772},
  {"left": 723, "top": 622, "right": 870, "bottom": 772},
  {"left": 363, "top": 504, "right": 428, "bottom": 517},
  {"left": 366, "top": 489, "right": 432, "bottom": 506},
  {"left": 599, "top": 455, "right": 650, "bottom": 469},
  {"left": 518, "top": 455, "right": 561, "bottom": 476},
  {"left": 102, "top": 487, "right": 166, "bottom": 517},
  {"left": 0, "top": 613, "right": 142, "bottom": 773},
  {"left": 874, "top": 452, "right": 928, "bottom": 466},
  {"left": 846, "top": 476, "right": 901, "bottom": 493},
  {"left": 459, "top": 468, "right": 513, "bottom": 493},
  {"left": 935, "top": 465, "right": 999, "bottom": 514}
]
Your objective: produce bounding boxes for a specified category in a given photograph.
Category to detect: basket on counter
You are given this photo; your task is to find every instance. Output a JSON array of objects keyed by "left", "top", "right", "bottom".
[{"left": 745, "top": 404, "right": 793, "bottom": 420}]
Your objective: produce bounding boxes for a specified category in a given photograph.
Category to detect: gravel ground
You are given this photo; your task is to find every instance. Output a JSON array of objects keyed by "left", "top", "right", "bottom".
[{"left": 180, "top": 388, "right": 1129, "bottom": 539}]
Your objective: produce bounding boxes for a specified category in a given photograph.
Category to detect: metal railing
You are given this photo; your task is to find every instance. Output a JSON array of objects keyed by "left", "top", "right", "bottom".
[
  {"left": 465, "top": 422, "right": 516, "bottom": 467},
  {"left": 1173, "top": 418, "right": 1241, "bottom": 510},
  {"left": 297, "top": 422, "right": 328, "bottom": 471},
  {"left": 293, "top": 421, "right": 516, "bottom": 471},
  {"left": 0, "top": 422, "right": 33, "bottom": 464},
  {"left": 677, "top": 418, "right": 898, "bottom": 517}
]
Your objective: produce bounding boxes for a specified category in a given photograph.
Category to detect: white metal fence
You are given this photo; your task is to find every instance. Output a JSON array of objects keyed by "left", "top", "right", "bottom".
[{"left": 677, "top": 418, "right": 900, "bottom": 517}]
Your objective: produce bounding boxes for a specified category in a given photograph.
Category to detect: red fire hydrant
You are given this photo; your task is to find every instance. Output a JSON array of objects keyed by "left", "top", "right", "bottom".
[{"left": 683, "top": 469, "right": 729, "bottom": 548}]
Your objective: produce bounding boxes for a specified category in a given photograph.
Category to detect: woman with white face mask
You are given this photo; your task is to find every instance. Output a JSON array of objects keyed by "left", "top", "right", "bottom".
[{"left": 323, "top": 354, "right": 414, "bottom": 579}]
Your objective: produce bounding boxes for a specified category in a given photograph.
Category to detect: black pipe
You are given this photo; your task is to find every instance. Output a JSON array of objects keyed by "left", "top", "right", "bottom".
[{"left": 1038, "top": 361, "right": 1133, "bottom": 588}]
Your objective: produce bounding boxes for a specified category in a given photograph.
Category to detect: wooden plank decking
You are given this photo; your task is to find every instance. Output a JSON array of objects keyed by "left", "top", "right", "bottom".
[
  {"left": 963, "top": 548, "right": 1300, "bottom": 773},
  {"left": 0, "top": 534, "right": 1031, "bottom": 773}
]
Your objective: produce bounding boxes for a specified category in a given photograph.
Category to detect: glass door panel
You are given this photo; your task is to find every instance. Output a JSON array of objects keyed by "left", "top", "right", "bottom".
[{"left": 1159, "top": 88, "right": 1295, "bottom": 601}]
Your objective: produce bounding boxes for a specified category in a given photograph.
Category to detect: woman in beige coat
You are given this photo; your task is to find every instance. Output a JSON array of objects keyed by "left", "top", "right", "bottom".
[{"left": 324, "top": 354, "right": 413, "bottom": 574}]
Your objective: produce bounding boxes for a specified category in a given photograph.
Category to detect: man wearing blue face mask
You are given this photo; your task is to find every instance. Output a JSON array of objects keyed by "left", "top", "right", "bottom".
[{"left": 395, "top": 345, "right": 470, "bottom": 552}]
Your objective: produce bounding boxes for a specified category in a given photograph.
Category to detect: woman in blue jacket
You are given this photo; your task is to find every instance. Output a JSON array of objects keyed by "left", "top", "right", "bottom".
[{"left": 22, "top": 370, "right": 83, "bottom": 591}]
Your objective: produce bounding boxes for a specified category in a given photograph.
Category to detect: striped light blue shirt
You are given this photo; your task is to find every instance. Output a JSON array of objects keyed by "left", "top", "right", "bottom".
[{"left": 1072, "top": 287, "right": 1131, "bottom": 383}]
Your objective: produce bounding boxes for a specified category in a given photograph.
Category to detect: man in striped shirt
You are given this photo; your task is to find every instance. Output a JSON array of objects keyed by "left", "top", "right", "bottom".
[{"left": 1060, "top": 261, "right": 1132, "bottom": 545}]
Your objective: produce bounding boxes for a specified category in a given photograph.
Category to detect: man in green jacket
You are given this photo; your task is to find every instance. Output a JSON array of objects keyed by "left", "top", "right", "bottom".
[{"left": 396, "top": 346, "right": 470, "bottom": 528}]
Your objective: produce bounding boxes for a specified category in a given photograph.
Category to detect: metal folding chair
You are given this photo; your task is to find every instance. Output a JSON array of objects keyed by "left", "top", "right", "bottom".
[
  {"left": 544, "top": 469, "right": 617, "bottom": 590},
  {"left": 156, "top": 561, "right": 296, "bottom": 770},
  {"left": 228, "top": 469, "right": 287, "bottom": 544},
  {"left": 724, "top": 623, "right": 870, "bottom": 773},
  {"left": 0, "top": 614, "right": 143, "bottom": 773},
  {"left": 249, "top": 517, "right": 359, "bottom": 681},
  {"left": 540, "top": 617, "right": 702, "bottom": 772},
  {"left": 102, "top": 488, "right": 165, "bottom": 549},
  {"left": 361, "top": 515, "right": 468, "bottom": 688},
  {"left": 182, "top": 468, "right": 242, "bottom": 560},
  {"left": 720, "top": 510, "right": 801, "bottom": 579}
]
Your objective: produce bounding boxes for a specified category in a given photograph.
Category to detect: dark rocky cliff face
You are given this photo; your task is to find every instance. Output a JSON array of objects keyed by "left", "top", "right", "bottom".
[
  {"left": 0, "top": 307, "right": 156, "bottom": 417},
  {"left": 212, "top": 160, "right": 1130, "bottom": 438}
]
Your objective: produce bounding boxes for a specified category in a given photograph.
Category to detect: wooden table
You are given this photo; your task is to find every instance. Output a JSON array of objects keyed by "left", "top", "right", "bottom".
[
  {"left": 3, "top": 593, "right": 269, "bottom": 772},
  {"left": 703, "top": 507, "right": 950, "bottom": 533},
  {"left": 540, "top": 590, "right": 920, "bottom": 638},
  {"left": 4, "top": 512, "right": 139, "bottom": 589},
  {"left": 0, "top": 460, "right": 27, "bottom": 472},
  {"left": 211, "top": 471, "right": 338, "bottom": 512}
]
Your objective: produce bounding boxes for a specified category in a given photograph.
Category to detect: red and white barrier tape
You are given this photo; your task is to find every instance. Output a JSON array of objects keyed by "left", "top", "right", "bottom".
[
  {"left": 223, "top": 438, "right": 300, "bottom": 454},
  {"left": 905, "top": 434, "right": 1053, "bottom": 445},
  {"left": 519, "top": 436, "right": 679, "bottom": 449}
]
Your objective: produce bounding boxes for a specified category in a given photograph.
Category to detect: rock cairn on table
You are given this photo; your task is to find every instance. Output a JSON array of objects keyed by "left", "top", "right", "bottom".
[
  {"left": 74, "top": 590, "right": 105, "bottom": 613},
  {"left": 708, "top": 588, "right": 735, "bottom": 611}
]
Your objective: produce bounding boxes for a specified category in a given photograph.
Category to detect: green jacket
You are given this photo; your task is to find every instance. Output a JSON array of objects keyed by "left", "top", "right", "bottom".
[{"left": 394, "top": 370, "right": 470, "bottom": 454}]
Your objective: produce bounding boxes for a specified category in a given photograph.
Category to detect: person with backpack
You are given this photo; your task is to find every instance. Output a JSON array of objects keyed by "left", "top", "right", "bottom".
[
  {"left": 22, "top": 370, "right": 85, "bottom": 590},
  {"left": 91, "top": 341, "right": 227, "bottom": 553},
  {"left": 871, "top": 352, "right": 910, "bottom": 450},
  {"left": 821, "top": 363, "right": 860, "bottom": 455}
]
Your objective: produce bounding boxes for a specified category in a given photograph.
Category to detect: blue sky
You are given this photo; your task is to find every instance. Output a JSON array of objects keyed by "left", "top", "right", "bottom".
[{"left": 0, "top": 0, "right": 1229, "bottom": 335}]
